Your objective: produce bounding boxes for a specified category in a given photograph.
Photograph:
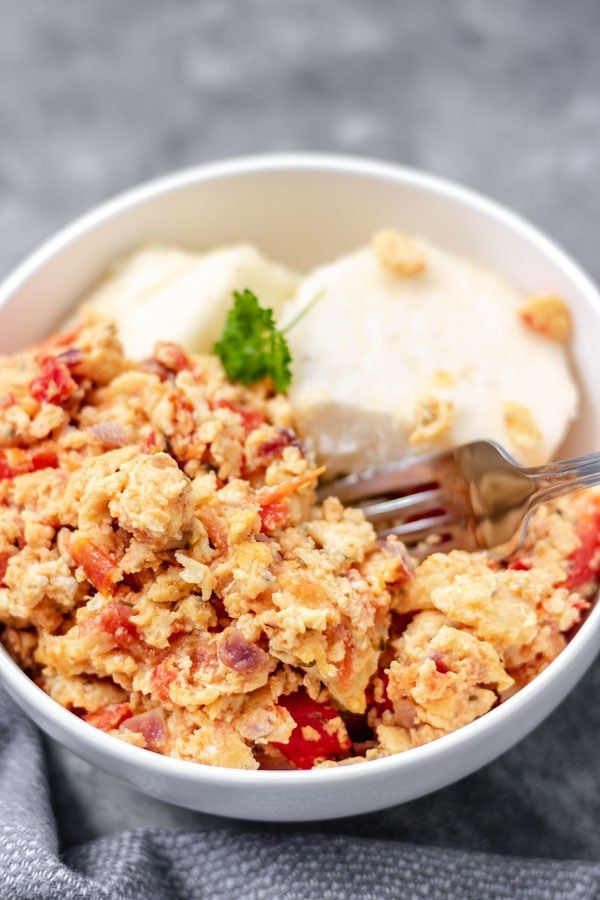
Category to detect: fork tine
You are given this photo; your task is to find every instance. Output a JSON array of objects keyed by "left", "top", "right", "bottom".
[
  {"left": 359, "top": 488, "right": 445, "bottom": 523},
  {"left": 378, "top": 512, "right": 458, "bottom": 542},
  {"left": 319, "top": 448, "right": 451, "bottom": 504}
]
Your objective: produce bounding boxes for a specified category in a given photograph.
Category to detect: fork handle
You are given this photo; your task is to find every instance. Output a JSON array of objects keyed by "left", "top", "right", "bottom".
[
  {"left": 530, "top": 450, "right": 600, "bottom": 478},
  {"left": 528, "top": 453, "right": 600, "bottom": 507}
]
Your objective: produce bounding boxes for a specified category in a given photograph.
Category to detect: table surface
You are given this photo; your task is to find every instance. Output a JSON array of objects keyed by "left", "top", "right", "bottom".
[{"left": 2, "top": 0, "right": 600, "bottom": 858}]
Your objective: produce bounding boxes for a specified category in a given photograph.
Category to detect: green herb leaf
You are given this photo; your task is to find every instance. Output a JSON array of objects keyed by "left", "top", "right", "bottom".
[{"left": 213, "top": 289, "right": 292, "bottom": 393}]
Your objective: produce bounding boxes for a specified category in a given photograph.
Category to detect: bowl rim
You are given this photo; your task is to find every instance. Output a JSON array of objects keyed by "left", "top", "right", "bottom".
[{"left": 1, "top": 151, "right": 599, "bottom": 789}]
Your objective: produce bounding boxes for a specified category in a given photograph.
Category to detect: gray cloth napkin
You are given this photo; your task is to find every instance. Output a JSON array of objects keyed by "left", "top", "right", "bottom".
[{"left": 2, "top": 680, "right": 600, "bottom": 900}]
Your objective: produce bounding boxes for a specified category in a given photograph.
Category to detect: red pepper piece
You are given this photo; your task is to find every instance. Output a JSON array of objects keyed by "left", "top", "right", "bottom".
[
  {"left": 151, "top": 659, "right": 178, "bottom": 701},
  {"left": 71, "top": 537, "right": 121, "bottom": 595},
  {"left": 0, "top": 552, "right": 9, "bottom": 586},
  {"left": 272, "top": 691, "right": 351, "bottom": 769},
  {"left": 84, "top": 702, "right": 132, "bottom": 731},
  {"left": 214, "top": 399, "right": 266, "bottom": 435},
  {"left": 508, "top": 558, "right": 532, "bottom": 572},
  {"left": 30, "top": 450, "right": 59, "bottom": 471},
  {"left": 0, "top": 454, "right": 17, "bottom": 480},
  {"left": 154, "top": 343, "right": 191, "bottom": 373},
  {"left": 564, "top": 509, "right": 600, "bottom": 589},
  {"left": 256, "top": 427, "right": 302, "bottom": 461},
  {"left": 79, "top": 601, "right": 142, "bottom": 655},
  {"left": 0, "top": 448, "right": 58, "bottom": 481},
  {"left": 430, "top": 651, "right": 450, "bottom": 674},
  {"left": 259, "top": 500, "right": 289, "bottom": 533},
  {"left": 30, "top": 355, "right": 77, "bottom": 405}
]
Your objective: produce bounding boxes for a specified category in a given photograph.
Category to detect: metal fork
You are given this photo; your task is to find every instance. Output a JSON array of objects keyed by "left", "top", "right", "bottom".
[{"left": 319, "top": 441, "right": 600, "bottom": 558}]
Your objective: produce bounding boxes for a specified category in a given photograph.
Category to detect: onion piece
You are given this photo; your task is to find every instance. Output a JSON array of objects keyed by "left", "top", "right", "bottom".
[
  {"left": 218, "top": 628, "right": 268, "bottom": 673},
  {"left": 88, "top": 420, "right": 127, "bottom": 447},
  {"left": 119, "top": 708, "right": 167, "bottom": 751},
  {"left": 57, "top": 347, "right": 84, "bottom": 369}
]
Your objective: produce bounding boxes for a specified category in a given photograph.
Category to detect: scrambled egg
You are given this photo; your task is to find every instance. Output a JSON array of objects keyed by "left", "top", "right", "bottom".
[{"left": 0, "top": 316, "right": 596, "bottom": 769}]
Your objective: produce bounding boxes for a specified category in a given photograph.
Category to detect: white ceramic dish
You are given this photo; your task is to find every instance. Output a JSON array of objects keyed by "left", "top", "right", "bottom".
[{"left": 0, "top": 154, "right": 599, "bottom": 822}]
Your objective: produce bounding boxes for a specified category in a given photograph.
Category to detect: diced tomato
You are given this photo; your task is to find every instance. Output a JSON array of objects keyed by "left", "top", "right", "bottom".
[
  {"left": 84, "top": 702, "right": 132, "bottom": 731},
  {"left": 0, "top": 455, "right": 17, "bottom": 480},
  {"left": 257, "top": 430, "right": 294, "bottom": 458},
  {"left": 80, "top": 601, "right": 142, "bottom": 654},
  {"left": 151, "top": 659, "right": 178, "bottom": 701},
  {"left": 167, "top": 346, "right": 190, "bottom": 372},
  {"left": 0, "top": 449, "right": 33, "bottom": 480},
  {"left": 0, "top": 447, "right": 58, "bottom": 481},
  {"left": 30, "top": 450, "right": 59, "bottom": 471},
  {"left": 29, "top": 355, "right": 77, "bottom": 405},
  {"left": 213, "top": 399, "right": 266, "bottom": 435},
  {"left": 71, "top": 537, "right": 121, "bottom": 595},
  {"left": 99, "top": 603, "right": 141, "bottom": 651},
  {"left": 0, "top": 393, "right": 14, "bottom": 410},
  {"left": 119, "top": 708, "right": 167, "bottom": 751},
  {"left": 272, "top": 691, "right": 351, "bottom": 769},
  {"left": 259, "top": 500, "right": 289, "bottom": 533},
  {"left": 0, "top": 552, "right": 9, "bottom": 586},
  {"left": 564, "top": 509, "right": 600, "bottom": 589},
  {"left": 507, "top": 558, "right": 532, "bottom": 571},
  {"left": 430, "top": 651, "right": 450, "bottom": 674},
  {"left": 154, "top": 342, "right": 190, "bottom": 373}
]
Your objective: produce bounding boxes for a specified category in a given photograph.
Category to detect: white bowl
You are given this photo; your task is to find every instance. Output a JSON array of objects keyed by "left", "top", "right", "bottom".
[{"left": 1, "top": 154, "right": 599, "bottom": 822}]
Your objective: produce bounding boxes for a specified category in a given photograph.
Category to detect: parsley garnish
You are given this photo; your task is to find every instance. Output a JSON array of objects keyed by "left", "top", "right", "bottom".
[
  {"left": 214, "top": 288, "right": 323, "bottom": 393},
  {"left": 213, "top": 289, "right": 291, "bottom": 392}
]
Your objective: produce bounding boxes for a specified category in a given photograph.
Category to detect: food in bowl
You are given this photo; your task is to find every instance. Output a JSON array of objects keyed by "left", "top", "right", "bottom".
[{"left": 0, "top": 231, "right": 597, "bottom": 771}]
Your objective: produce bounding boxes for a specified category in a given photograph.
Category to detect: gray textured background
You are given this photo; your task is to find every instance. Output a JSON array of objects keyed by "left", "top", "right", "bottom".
[{"left": 2, "top": 0, "right": 600, "bottom": 863}]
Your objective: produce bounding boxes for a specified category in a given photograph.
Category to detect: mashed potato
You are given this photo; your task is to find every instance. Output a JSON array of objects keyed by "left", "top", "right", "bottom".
[
  {"left": 80, "top": 244, "right": 299, "bottom": 360},
  {"left": 283, "top": 236, "right": 578, "bottom": 475}
]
